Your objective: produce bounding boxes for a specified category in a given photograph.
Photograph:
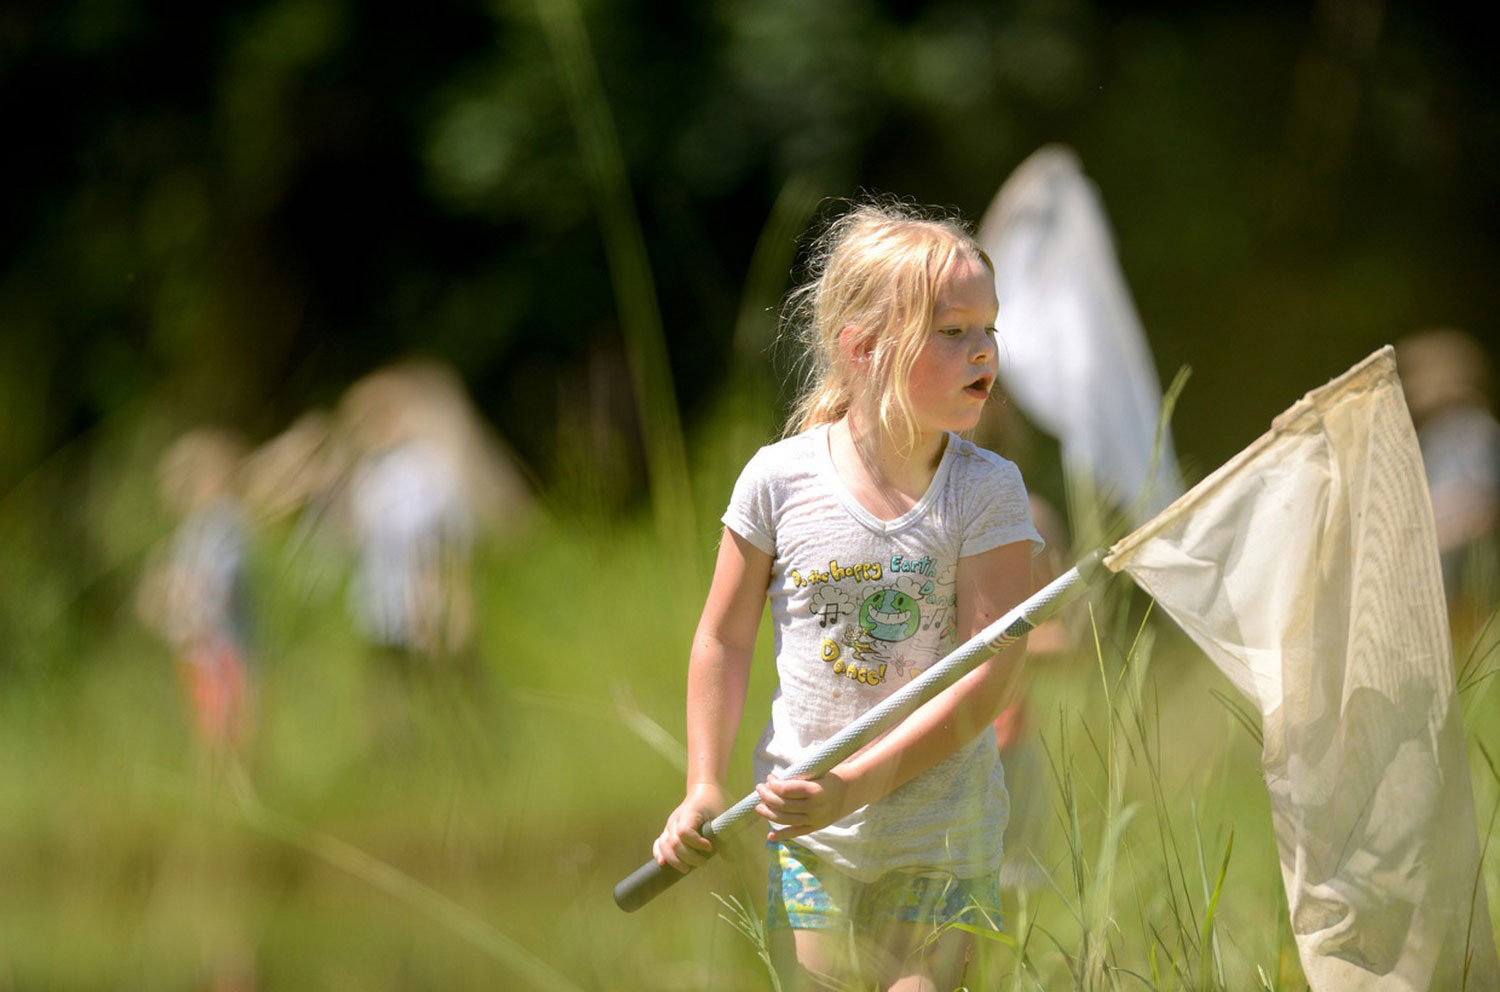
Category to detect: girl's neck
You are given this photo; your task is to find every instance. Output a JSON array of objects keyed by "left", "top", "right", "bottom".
[{"left": 829, "top": 406, "right": 947, "bottom": 521}]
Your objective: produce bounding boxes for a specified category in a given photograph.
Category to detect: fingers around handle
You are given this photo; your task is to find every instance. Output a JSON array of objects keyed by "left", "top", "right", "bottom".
[{"left": 614, "top": 856, "right": 697, "bottom": 912}]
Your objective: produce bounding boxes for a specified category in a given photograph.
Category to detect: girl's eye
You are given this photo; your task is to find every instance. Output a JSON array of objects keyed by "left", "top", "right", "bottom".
[
  {"left": 938, "top": 326, "right": 963, "bottom": 337},
  {"left": 985, "top": 326, "right": 998, "bottom": 336}
]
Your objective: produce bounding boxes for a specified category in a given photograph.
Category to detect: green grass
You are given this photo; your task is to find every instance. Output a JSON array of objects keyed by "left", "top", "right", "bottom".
[{"left": 2, "top": 403, "right": 1499, "bottom": 991}]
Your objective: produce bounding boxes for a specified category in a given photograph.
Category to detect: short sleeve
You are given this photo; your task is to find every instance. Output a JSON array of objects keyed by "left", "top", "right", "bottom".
[
  {"left": 960, "top": 452, "right": 1046, "bottom": 559},
  {"left": 721, "top": 447, "right": 778, "bottom": 556}
]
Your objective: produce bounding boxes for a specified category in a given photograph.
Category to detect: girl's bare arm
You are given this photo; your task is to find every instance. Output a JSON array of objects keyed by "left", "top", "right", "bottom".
[{"left": 653, "top": 528, "right": 772, "bottom": 870}]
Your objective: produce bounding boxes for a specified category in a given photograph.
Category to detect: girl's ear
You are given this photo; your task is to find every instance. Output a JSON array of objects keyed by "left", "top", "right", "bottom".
[{"left": 838, "top": 324, "right": 874, "bottom": 366}]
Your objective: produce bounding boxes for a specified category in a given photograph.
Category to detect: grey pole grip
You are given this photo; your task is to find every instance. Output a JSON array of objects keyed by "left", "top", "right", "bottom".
[
  {"left": 614, "top": 549, "right": 1105, "bottom": 912},
  {"left": 612, "top": 854, "right": 689, "bottom": 912}
]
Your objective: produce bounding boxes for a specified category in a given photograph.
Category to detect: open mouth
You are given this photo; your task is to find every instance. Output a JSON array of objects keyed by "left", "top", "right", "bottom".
[{"left": 964, "top": 375, "right": 993, "bottom": 399}]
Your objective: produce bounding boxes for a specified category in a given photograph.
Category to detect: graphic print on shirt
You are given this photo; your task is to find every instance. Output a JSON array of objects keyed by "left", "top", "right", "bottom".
[
  {"left": 794, "top": 555, "right": 956, "bottom": 689},
  {"left": 809, "top": 585, "right": 858, "bottom": 629},
  {"left": 859, "top": 587, "right": 920, "bottom": 641}
]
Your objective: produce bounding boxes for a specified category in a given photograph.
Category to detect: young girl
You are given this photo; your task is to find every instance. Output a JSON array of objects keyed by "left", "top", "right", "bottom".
[
  {"left": 137, "top": 428, "right": 257, "bottom": 760},
  {"left": 652, "top": 201, "right": 1043, "bottom": 991}
]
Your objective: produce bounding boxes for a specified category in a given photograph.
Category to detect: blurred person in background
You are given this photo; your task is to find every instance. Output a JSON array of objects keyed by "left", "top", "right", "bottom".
[
  {"left": 1396, "top": 328, "right": 1500, "bottom": 644},
  {"left": 336, "top": 357, "right": 533, "bottom": 668},
  {"left": 136, "top": 427, "right": 257, "bottom": 761}
]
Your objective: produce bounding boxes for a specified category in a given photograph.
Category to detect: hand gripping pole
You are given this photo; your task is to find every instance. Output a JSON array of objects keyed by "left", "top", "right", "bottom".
[{"left": 613, "top": 549, "right": 1105, "bottom": 912}]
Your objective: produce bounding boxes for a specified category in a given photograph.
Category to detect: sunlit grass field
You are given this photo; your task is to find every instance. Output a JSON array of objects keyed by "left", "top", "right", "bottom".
[{"left": 2, "top": 402, "right": 1498, "bottom": 992}]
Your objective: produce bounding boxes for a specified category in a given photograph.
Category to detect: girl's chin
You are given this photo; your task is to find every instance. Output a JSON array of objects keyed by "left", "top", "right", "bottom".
[{"left": 922, "top": 417, "right": 983, "bottom": 437}]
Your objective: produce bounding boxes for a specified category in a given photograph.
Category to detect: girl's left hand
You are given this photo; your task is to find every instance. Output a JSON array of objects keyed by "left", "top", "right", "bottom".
[{"left": 755, "top": 772, "right": 850, "bottom": 841}]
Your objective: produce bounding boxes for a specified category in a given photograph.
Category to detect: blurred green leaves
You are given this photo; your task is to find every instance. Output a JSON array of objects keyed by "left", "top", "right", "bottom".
[
  {"left": 2, "top": 0, "right": 1497, "bottom": 658},
  {"left": 6, "top": 0, "right": 1496, "bottom": 488}
]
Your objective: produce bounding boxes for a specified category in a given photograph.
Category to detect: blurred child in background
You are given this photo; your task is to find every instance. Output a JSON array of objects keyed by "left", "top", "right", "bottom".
[
  {"left": 335, "top": 358, "right": 533, "bottom": 666},
  {"left": 339, "top": 363, "right": 477, "bottom": 662},
  {"left": 137, "top": 428, "right": 257, "bottom": 760},
  {"left": 1396, "top": 328, "right": 1500, "bottom": 643}
]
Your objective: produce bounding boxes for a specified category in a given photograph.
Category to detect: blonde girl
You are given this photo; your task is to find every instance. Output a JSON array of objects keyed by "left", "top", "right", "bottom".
[{"left": 653, "top": 200, "right": 1042, "bottom": 991}]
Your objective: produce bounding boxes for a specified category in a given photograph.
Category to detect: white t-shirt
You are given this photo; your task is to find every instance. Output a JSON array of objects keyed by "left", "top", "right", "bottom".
[
  {"left": 723, "top": 424, "right": 1044, "bottom": 881},
  {"left": 347, "top": 439, "right": 472, "bottom": 649}
]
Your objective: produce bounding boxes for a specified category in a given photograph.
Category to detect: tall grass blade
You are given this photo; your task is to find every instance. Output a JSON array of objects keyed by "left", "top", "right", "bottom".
[
  {"left": 712, "top": 891, "right": 784, "bottom": 992},
  {"left": 208, "top": 769, "right": 587, "bottom": 992},
  {"left": 1089, "top": 802, "right": 1141, "bottom": 932},
  {"left": 1209, "top": 687, "right": 1263, "bottom": 748},
  {"left": 1130, "top": 363, "right": 1191, "bottom": 527},
  {"left": 731, "top": 174, "right": 822, "bottom": 372},
  {"left": 1197, "top": 827, "right": 1234, "bottom": 992},
  {"left": 612, "top": 681, "right": 688, "bottom": 771},
  {"left": 1129, "top": 639, "right": 1200, "bottom": 969},
  {"left": 1463, "top": 739, "right": 1500, "bottom": 992},
  {"left": 1457, "top": 601, "right": 1500, "bottom": 698},
  {"left": 506, "top": 684, "right": 687, "bottom": 770},
  {"left": 715, "top": 173, "right": 824, "bottom": 471},
  {"left": 534, "top": 0, "right": 697, "bottom": 564}
]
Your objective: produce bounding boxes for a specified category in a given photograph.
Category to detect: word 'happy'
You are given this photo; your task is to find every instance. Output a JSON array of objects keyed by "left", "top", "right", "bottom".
[{"left": 791, "top": 560, "right": 883, "bottom": 588}]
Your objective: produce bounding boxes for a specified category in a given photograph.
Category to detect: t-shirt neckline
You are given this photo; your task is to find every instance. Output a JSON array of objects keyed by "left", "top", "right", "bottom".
[{"left": 816, "top": 422, "right": 957, "bottom": 535}]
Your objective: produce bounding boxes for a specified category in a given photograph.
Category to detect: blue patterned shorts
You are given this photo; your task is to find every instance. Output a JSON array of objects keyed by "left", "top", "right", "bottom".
[{"left": 765, "top": 841, "right": 1004, "bottom": 933}]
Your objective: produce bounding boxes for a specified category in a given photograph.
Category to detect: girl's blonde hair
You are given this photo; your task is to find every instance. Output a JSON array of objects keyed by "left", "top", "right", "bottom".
[{"left": 783, "top": 200, "right": 993, "bottom": 448}]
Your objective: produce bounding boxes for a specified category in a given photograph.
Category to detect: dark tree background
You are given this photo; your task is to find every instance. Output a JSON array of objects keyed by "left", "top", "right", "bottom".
[{"left": 3, "top": 0, "right": 1496, "bottom": 497}]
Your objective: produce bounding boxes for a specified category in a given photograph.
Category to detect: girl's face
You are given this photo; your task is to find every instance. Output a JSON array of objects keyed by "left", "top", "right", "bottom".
[{"left": 904, "top": 253, "right": 998, "bottom": 437}]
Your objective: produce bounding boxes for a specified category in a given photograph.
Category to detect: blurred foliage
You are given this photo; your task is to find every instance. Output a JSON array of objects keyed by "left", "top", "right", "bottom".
[
  {"left": 1, "top": 3, "right": 1498, "bottom": 983},
  {"left": 1, "top": 0, "right": 1497, "bottom": 677},
  {"left": 4, "top": 0, "right": 1495, "bottom": 488},
  {"left": 1, "top": 465, "right": 1495, "bottom": 986}
]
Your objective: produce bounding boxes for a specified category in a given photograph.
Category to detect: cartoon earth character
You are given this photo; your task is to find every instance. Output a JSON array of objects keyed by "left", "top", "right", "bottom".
[{"left": 859, "top": 588, "right": 920, "bottom": 642}]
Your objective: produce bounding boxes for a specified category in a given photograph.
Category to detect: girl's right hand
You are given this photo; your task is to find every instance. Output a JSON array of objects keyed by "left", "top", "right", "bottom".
[{"left": 653, "top": 782, "right": 729, "bottom": 873}]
